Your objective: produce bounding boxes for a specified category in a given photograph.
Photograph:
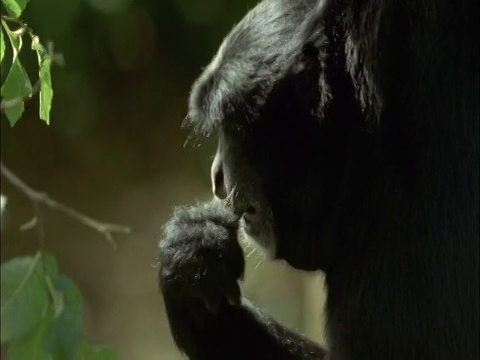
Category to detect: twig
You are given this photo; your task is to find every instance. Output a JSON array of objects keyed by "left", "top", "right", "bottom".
[
  {"left": 0, "top": 162, "right": 131, "bottom": 249},
  {"left": 32, "top": 201, "right": 46, "bottom": 247},
  {"left": 1, "top": 15, "right": 64, "bottom": 65},
  {"left": 1, "top": 15, "right": 30, "bottom": 31}
]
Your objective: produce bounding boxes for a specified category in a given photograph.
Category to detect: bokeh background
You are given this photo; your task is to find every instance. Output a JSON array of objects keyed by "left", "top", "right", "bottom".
[{"left": 1, "top": 0, "right": 327, "bottom": 358}]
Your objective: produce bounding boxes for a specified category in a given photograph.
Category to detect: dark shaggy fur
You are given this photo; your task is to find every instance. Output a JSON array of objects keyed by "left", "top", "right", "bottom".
[{"left": 158, "top": 0, "right": 479, "bottom": 358}]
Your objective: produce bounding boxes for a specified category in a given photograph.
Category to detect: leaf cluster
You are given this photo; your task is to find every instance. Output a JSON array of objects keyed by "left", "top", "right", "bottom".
[
  {"left": 1, "top": 2, "right": 121, "bottom": 359},
  {"left": 1, "top": 0, "right": 53, "bottom": 126},
  {"left": 1, "top": 251, "right": 119, "bottom": 360}
]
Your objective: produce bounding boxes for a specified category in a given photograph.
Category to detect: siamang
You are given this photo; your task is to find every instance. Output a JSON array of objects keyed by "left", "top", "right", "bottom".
[{"left": 158, "top": 0, "right": 479, "bottom": 358}]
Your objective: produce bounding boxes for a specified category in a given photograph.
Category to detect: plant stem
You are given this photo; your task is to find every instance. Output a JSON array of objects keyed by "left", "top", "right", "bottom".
[{"left": 1, "top": 162, "right": 131, "bottom": 249}]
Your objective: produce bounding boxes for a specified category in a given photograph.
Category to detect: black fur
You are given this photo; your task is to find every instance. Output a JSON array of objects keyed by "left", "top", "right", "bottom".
[{"left": 158, "top": 0, "right": 479, "bottom": 358}]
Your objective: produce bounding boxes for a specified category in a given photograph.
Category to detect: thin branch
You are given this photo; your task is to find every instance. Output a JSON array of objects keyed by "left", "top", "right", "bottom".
[
  {"left": 1, "top": 15, "right": 30, "bottom": 31},
  {"left": 1, "top": 15, "right": 64, "bottom": 65},
  {"left": 0, "top": 162, "right": 131, "bottom": 249},
  {"left": 32, "top": 201, "right": 46, "bottom": 248}
]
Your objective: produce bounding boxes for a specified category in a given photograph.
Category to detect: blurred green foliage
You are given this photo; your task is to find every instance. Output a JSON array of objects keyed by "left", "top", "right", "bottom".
[
  {"left": 2, "top": 0, "right": 257, "bottom": 133},
  {"left": 1, "top": 0, "right": 257, "bottom": 181},
  {"left": 1, "top": 252, "right": 119, "bottom": 359},
  {"left": 1, "top": 1, "right": 265, "bottom": 359},
  {"left": 1, "top": 1, "right": 122, "bottom": 358}
]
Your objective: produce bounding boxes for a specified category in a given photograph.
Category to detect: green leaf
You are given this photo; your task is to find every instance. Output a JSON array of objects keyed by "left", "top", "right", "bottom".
[
  {"left": 39, "top": 251, "right": 59, "bottom": 281},
  {"left": 0, "top": 26, "right": 5, "bottom": 63},
  {"left": 44, "top": 275, "right": 85, "bottom": 359},
  {"left": 7, "top": 316, "right": 52, "bottom": 360},
  {"left": 1, "top": 22, "right": 32, "bottom": 126},
  {"left": 31, "top": 36, "right": 53, "bottom": 124},
  {"left": 2, "top": 21, "right": 22, "bottom": 53},
  {"left": 44, "top": 269, "right": 119, "bottom": 359},
  {"left": 1, "top": 0, "right": 31, "bottom": 18},
  {"left": 38, "top": 55, "right": 53, "bottom": 124},
  {"left": 39, "top": 251, "right": 64, "bottom": 318},
  {"left": 0, "top": 57, "right": 32, "bottom": 125},
  {"left": 2, "top": 251, "right": 119, "bottom": 358},
  {"left": 1, "top": 252, "right": 49, "bottom": 343}
]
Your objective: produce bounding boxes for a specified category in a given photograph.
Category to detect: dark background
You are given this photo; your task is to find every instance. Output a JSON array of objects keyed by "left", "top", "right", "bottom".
[{"left": 1, "top": 0, "right": 326, "bottom": 358}]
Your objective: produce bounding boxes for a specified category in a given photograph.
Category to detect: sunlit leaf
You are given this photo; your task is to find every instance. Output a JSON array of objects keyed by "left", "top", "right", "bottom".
[
  {"left": 1, "top": 0, "right": 31, "bottom": 18},
  {"left": 38, "top": 56, "right": 53, "bottom": 123},
  {"left": 31, "top": 34, "right": 41, "bottom": 52},
  {"left": 0, "top": 26, "right": 5, "bottom": 63},
  {"left": 2, "top": 21, "right": 22, "bottom": 53},
  {"left": 1, "top": 22, "right": 32, "bottom": 126},
  {"left": 1, "top": 57, "right": 32, "bottom": 125},
  {"left": 1, "top": 252, "right": 49, "bottom": 343},
  {"left": 31, "top": 35, "right": 53, "bottom": 124}
]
